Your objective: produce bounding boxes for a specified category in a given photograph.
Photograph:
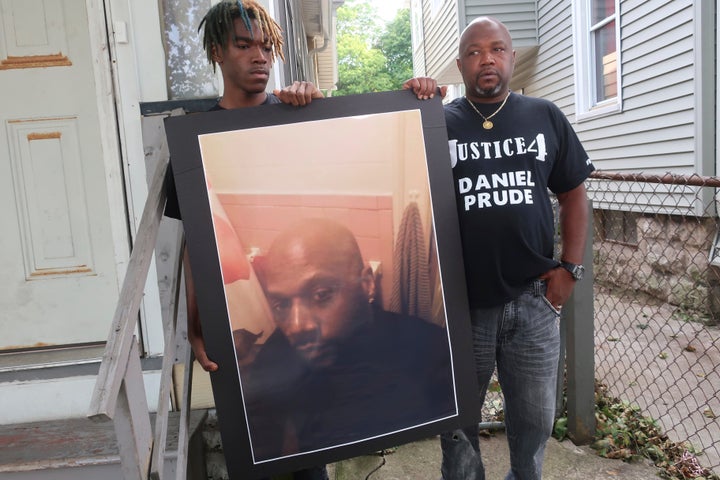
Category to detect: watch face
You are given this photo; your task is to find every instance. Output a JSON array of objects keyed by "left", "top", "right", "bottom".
[
  {"left": 562, "top": 262, "right": 584, "bottom": 280},
  {"left": 574, "top": 265, "right": 585, "bottom": 280}
]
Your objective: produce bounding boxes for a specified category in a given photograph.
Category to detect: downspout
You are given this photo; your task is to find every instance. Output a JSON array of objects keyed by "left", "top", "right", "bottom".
[
  {"left": 308, "top": 0, "right": 333, "bottom": 56},
  {"left": 308, "top": 0, "right": 337, "bottom": 93}
]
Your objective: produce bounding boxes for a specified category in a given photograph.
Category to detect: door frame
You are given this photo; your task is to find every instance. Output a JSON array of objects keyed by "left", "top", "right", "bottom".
[
  {"left": 84, "top": 0, "right": 130, "bottom": 300},
  {"left": 88, "top": 0, "right": 168, "bottom": 355}
]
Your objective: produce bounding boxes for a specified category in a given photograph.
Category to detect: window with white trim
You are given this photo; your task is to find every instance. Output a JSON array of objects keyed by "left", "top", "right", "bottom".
[{"left": 573, "top": 0, "right": 622, "bottom": 119}]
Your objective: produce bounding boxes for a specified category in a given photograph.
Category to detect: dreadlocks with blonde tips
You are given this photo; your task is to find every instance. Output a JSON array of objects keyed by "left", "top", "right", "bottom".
[{"left": 199, "top": 0, "right": 285, "bottom": 71}]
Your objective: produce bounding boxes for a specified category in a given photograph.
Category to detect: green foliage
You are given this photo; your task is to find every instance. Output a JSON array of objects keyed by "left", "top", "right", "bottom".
[
  {"left": 553, "top": 416, "right": 568, "bottom": 440},
  {"left": 336, "top": 1, "right": 380, "bottom": 40},
  {"left": 335, "top": 0, "right": 413, "bottom": 96},
  {"left": 378, "top": 9, "right": 413, "bottom": 88},
  {"left": 337, "top": 35, "right": 394, "bottom": 95}
]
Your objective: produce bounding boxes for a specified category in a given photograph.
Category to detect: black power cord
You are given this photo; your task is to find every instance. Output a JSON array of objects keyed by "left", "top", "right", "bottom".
[{"left": 364, "top": 449, "right": 389, "bottom": 480}]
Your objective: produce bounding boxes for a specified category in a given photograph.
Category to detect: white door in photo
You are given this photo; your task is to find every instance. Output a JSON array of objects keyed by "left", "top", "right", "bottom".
[{"left": 0, "top": 0, "right": 125, "bottom": 350}]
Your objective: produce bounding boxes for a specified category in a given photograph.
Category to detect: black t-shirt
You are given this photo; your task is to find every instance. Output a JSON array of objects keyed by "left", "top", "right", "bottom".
[
  {"left": 445, "top": 92, "right": 594, "bottom": 308},
  {"left": 240, "top": 308, "right": 455, "bottom": 460},
  {"left": 164, "top": 93, "right": 282, "bottom": 220}
]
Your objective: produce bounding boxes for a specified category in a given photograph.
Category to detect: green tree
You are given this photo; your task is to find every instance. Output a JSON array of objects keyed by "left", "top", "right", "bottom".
[
  {"left": 378, "top": 9, "right": 413, "bottom": 88},
  {"left": 334, "top": 1, "right": 413, "bottom": 96},
  {"left": 336, "top": 0, "right": 380, "bottom": 40}
]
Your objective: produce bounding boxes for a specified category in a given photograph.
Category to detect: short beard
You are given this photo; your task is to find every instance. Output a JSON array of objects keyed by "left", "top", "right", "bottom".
[{"left": 470, "top": 82, "right": 503, "bottom": 99}]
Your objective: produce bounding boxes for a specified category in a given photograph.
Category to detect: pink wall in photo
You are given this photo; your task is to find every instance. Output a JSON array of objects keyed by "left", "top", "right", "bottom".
[{"left": 218, "top": 192, "right": 395, "bottom": 308}]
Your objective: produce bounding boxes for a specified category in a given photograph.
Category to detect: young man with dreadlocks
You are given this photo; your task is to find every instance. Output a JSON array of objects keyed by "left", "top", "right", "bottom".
[
  {"left": 165, "top": 1, "right": 327, "bottom": 479},
  {"left": 199, "top": 0, "right": 321, "bottom": 109},
  {"left": 167, "top": 0, "right": 325, "bottom": 369}
]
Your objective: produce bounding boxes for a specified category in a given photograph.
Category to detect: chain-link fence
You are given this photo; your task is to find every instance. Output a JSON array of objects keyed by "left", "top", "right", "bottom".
[{"left": 587, "top": 171, "right": 720, "bottom": 475}]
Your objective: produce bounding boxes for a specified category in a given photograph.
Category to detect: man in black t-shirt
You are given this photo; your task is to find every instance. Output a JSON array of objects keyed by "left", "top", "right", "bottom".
[{"left": 404, "top": 17, "right": 594, "bottom": 480}]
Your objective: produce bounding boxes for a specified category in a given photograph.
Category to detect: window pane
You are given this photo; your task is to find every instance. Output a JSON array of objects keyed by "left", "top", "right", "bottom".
[
  {"left": 603, "top": 210, "right": 623, "bottom": 242},
  {"left": 162, "top": 0, "right": 219, "bottom": 100},
  {"left": 593, "top": 20, "right": 616, "bottom": 103},
  {"left": 602, "top": 210, "right": 637, "bottom": 245},
  {"left": 591, "top": 0, "right": 615, "bottom": 25}
]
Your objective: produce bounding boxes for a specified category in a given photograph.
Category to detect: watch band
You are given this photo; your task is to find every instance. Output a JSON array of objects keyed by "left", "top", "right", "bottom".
[{"left": 560, "top": 261, "right": 585, "bottom": 280}]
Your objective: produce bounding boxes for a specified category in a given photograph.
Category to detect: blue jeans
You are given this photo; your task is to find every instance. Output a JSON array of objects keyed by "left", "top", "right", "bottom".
[{"left": 441, "top": 280, "right": 561, "bottom": 480}]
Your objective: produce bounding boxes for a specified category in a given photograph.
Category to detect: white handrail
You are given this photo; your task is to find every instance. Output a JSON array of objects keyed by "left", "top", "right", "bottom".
[
  {"left": 87, "top": 109, "right": 192, "bottom": 479},
  {"left": 150, "top": 235, "right": 185, "bottom": 480},
  {"left": 88, "top": 155, "right": 169, "bottom": 422}
]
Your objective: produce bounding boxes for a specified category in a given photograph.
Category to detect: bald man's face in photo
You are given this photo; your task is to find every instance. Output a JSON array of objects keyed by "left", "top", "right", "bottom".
[{"left": 260, "top": 235, "right": 372, "bottom": 367}]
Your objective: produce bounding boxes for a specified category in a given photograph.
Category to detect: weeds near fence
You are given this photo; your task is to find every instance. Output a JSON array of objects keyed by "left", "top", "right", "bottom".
[{"left": 553, "top": 382, "right": 719, "bottom": 480}]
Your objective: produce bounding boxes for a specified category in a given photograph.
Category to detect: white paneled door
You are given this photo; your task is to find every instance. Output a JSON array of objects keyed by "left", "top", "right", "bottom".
[{"left": 0, "top": 0, "right": 124, "bottom": 350}]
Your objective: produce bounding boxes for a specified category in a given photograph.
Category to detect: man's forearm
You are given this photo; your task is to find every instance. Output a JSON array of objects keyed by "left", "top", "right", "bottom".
[
  {"left": 557, "top": 183, "right": 590, "bottom": 264},
  {"left": 183, "top": 247, "right": 200, "bottom": 332}
]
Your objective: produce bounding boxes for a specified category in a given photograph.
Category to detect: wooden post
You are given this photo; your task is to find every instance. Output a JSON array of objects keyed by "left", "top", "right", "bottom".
[
  {"left": 176, "top": 337, "right": 195, "bottom": 480},
  {"left": 151, "top": 180, "right": 186, "bottom": 479},
  {"left": 88, "top": 155, "right": 169, "bottom": 420},
  {"left": 114, "top": 340, "right": 153, "bottom": 480}
]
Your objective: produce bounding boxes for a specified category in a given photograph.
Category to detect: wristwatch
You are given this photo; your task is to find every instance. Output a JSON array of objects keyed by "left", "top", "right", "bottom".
[{"left": 560, "top": 261, "right": 585, "bottom": 281}]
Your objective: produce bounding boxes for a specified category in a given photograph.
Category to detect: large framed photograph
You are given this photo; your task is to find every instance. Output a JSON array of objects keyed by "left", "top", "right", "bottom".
[{"left": 165, "top": 90, "right": 478, "bottom": 479}]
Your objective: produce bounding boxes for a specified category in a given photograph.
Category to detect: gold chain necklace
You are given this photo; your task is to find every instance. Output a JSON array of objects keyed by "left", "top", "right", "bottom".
[{"left": 465, "top": 91, "right": 511, "bottom": 130}]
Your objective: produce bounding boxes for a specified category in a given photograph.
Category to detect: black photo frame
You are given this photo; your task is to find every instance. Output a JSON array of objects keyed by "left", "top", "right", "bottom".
[{"left": 164, "top": 90, "right": 478, "bottom": 479}]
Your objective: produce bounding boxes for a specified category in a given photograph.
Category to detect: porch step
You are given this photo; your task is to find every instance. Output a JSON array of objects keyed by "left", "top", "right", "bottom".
[{"left": 0, "top": 409, "right": 208, "bottom": 479}]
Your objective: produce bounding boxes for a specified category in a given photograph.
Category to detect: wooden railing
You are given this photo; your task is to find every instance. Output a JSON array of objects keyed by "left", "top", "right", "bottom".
[{"left": 87, "top": 139, "right": 194, "bottom": 480}]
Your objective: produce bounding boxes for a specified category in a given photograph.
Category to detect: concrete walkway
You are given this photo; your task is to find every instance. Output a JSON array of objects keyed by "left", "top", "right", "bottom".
[{"left": 330, "top": 431, "right": 662, "bottom": 480}]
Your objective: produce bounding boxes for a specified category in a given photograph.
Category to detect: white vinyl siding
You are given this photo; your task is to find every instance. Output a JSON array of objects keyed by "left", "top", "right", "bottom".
[
  {"left": 465, "top": 0, "right": 538, "bottom": 49},
  {"left": 516, "top": 1, "right": 576, "bottom": 114},
  {"left": 575, "top": 0, "right": 696, "bottom": 174},
  {"left": 411, "top": 0, "right": 426, "bottom": 75},
  {"left": 514, "top": 0, "right": 702, "bottom": 216},
  {"left": 416, "top": 0, "right": 460, "bottom": 83}
]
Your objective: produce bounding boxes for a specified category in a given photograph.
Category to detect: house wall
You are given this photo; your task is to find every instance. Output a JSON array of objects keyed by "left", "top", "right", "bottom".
[
  {"left": 515, "top": 0, "right": 698, "bottom": 178},
  {"left": 410, "top": 0, "right": 427, "bottom": 75},
  {"left": 421, "top": 0, "right": 705, "bottom": 186},
  {"left": 465, "top": 0, "right": 538, "bottom": 47},
  {"left": 413, "top": 0, "right": 461, "bottom": 82},
  {"left": 592, "top": 208, "right": 719, "bottom": 316},
  {"left": 511, "top": 0, "right": 711, "bottom": 218},
  {"left": 512, "top": 1, "right": 575, "bottom": 112},
  {"left": 571, "top": 0, "right": 697, "bottom": 176}
]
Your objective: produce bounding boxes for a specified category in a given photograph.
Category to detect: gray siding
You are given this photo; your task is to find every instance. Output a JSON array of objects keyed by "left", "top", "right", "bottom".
[
  {"left": 515, "top": 0, "right": 703, "bottom": 215},
  {"left": 586, "top": 0, "right": 701, "bottom": 215},
  {"left": 465, "top": 0, "right": 538, "bottom": 48},
  {"left": 514, "top": 0, "right": 575, "bottom": 112},
  {"left": 503, "top": 0, "right": 700, "bottom": 181},
  {"left": 416, "top": 0, "right": 538, "bottom": 83},
  {"left": 417, "top": 0, "right": 461, "bottom": 83},
  {"left": 412, "top": 0, "right": 712, "bottom": 215},
  {"left": 411, "top": 0, "right": 427, "bottom": 75},
  {"left": 576, "top": 0, "right": 696, "bottom": 175}
]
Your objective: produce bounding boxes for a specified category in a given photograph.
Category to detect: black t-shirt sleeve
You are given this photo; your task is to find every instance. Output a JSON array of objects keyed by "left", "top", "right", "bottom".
[{"left": 546, "top": 104, "right": 594, "bottom": 194}]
